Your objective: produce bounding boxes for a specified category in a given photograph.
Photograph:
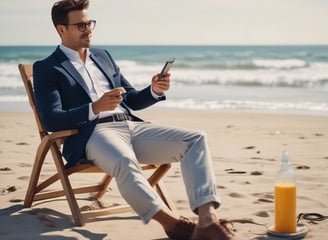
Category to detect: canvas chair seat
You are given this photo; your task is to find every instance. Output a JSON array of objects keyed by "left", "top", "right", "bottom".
[{"left": 18, "top": 63, "right": 175, "bottom": 226}]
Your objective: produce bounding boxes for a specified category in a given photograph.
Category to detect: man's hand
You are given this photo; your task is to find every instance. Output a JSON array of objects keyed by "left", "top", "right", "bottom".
[
  {"left": 151, "top": 73, "right": 171, "bottom": 96},
  {"left": 92, "top": 87, "right": 126, "bottom": 114}
]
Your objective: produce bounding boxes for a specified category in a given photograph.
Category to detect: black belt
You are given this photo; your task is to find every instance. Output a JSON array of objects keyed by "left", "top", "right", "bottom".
[{"left": 97, "top": 113, "right": 133, "bottom": 124}]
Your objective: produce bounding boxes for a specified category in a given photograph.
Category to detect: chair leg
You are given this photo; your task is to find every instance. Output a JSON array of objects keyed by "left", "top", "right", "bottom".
[
  {"left": 50, "top": 144, "right": 84, "bottom": 226},
  {"left": 147, "top": 164, "right": 171, "bottom": 187},
  {"left": 156, "top": 181, "right": 176, "bottom": 211},
  {"left": 94, "top": 175, "right": 113, "bottom": 199},
  {"left": 24, "top": 155, "right": 44, "bottom": 207},
  {"left": 24, "top": 136, "right": 51, "bottom": 207},
  {"left": 147, "top": 164, "right": 176, "bottom": 210}
]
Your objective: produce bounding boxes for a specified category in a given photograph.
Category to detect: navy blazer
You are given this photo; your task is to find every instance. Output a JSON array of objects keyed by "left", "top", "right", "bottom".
[{"left": 33, "top": 47, "right": 164, "bottom": 166}]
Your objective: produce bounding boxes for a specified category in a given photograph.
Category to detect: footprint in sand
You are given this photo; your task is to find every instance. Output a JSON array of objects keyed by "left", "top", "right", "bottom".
[
  {"left": 1, "top": 186, "right": 17, "bottom": 195},
  {"left": 228, "top": 192, "right": 246, "bottom": 198},
  {"left": 9, "top": 198, "right": 23, "bottom": 203},
  {"left": 16, "top": 142, "right": 29, "bottom": 145},
  {"left": 0, "top": 167, "right": 11, "bottom": 171},
  {"left": 255, "top": 198, "right": 274, "bottom": 203},
  {"left": 225, "top": 169, "right": 247, "bottom": 174},
  {"left": 254, "top": 210, "right": 270, "bottom": 218},
  {"left": 17, "top": 176, "right": 30, "bottom": 180},
  {"left": 18, "top": 163, "right": 32, "bottom": 167},
  {"left": 243, "top": 145, "right": 256, "bottom": 150},
  {"left": 37, "top": 213, "right": 56, "bottom": 228},
  {"left": 250, "top": 171, "right": 263, "bottom": 176},
  {"left": 314, "top": 133, "right": 324, "bottom": 137},
  {"left": 251, "top": 192, "right": 274, "bottom": 204},
  {"left": 296, "top": 165, "right": 310, "bottom": 170}
]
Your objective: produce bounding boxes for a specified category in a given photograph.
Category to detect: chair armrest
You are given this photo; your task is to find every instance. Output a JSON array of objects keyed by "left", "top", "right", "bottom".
[
  {"left": 35, "top": 129, "right": 79, "bottom": 166},
  {"left": 48, "top": 129, "right": 79, "bottom": 143}
]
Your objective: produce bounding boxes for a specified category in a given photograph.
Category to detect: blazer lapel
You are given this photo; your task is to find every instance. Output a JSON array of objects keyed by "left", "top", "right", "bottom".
[
  {"left": 89, "top": 50, "right": 116, "bottom": 88},
  {"left": 54, "top": 47, "right": 91, "bottom": 97},
  {"left": 89, "top": 49, "right": 134, "bottom": 115}
]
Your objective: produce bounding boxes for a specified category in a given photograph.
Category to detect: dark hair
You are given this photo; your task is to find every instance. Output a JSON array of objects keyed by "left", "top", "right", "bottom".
[{"left": 51, "top": 0, "right": 89, "bottom": 27}]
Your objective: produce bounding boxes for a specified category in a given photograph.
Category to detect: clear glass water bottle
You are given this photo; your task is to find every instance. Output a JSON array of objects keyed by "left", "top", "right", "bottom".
[{"left": 274, "top": 151, "right": 297, "bottom": 233}]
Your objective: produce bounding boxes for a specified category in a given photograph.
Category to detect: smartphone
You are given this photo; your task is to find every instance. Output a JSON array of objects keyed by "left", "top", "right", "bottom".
[{"left": 159, "top": 58, "right": 175, "bottom": 77}]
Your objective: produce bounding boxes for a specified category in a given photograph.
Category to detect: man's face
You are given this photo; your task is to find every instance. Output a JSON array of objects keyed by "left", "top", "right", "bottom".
[{"left": 60, "top": 9, "right": 92, "bottom": 51}]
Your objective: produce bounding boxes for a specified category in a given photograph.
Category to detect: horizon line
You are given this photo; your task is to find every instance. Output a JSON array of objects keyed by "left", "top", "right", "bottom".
[{"left": 1, "top": 43, "right": 328, "bottom": 47}]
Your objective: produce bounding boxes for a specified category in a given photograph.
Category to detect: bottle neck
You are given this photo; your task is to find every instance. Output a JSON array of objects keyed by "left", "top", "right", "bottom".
[
  {"left": 276, "top": 152, "right": 296, "bottom": 184},
  {"left": 280, "top": 160, "right": 290, "bottom": 170}
]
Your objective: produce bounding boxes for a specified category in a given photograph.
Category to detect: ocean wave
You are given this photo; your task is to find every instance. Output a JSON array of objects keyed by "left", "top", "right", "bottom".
[
  {"left": 0, "top": 95, "right": 27, "bottom": 102},
  {"left": 252, "top": 59, "right": 307, "bottom": 69},
  {"left": 114, "top": 58, "right": 328, "bottom": 89},
  {"left": 117, "top": 62, "right": 328, "bottom": 88},
  {"left": 1, "top": 45, "right": 327, "bottom": 115},
  {"left": 0, "top": 63, "right": 23, "bottom": 88},
  {"left": 148, "top": 58, "right": 309, "bottom": 70},
  {"left": 157, "top": 99, "right": 328, "bottom": 114},
  {"left": 1, "top": 59, "right": 328, "bottom": 90}
]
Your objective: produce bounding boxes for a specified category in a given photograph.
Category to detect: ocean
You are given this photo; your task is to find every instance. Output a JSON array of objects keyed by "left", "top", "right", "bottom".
[{"left": 1, "top": 45, "right": 328, "bottom": 115}]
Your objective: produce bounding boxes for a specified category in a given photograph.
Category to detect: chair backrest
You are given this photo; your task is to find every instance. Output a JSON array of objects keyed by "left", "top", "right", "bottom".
[{"left": 18, "top": 64, "right": 47, "bottom": 139}]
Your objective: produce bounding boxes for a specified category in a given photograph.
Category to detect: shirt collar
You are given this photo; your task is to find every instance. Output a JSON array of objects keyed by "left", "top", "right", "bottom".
[{"left": 59, "top": 44, "right": 90, "bottom": 63}]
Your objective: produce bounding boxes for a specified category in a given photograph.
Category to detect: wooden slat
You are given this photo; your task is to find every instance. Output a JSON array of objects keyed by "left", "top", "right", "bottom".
[{"left": 82, "top": 205, "right": 132, "bottom": 219}]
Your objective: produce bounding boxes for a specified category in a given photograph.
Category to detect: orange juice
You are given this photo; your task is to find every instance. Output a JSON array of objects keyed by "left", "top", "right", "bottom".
[{"left": 274, "top": 183, "right": 296, "bottom": 233}]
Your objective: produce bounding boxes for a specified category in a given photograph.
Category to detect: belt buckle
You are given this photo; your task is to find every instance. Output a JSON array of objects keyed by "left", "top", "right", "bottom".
[
  {"left": 114, "top": 113, "right": 124, "bottom": 122},
  {"left": 112, "top": 113, "right": 132, "bottom": 122},
  {"left": 119, "top": 114, "right": 125, "bottom": 121}
]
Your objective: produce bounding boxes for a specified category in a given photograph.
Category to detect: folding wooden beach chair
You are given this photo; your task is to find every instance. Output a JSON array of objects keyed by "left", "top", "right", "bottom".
[{"left": 18, "top": 63, "right": 175, "bottom": 226}]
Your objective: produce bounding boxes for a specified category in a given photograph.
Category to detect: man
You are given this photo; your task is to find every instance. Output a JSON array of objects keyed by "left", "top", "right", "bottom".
[{"left": 33, "top": 0, "right": 235, "bottom": 239}]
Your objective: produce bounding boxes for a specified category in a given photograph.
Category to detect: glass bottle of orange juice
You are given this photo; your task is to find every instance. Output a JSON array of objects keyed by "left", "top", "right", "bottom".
[{"left": 274, "top": 151, "right": 297, "bottom": 233}]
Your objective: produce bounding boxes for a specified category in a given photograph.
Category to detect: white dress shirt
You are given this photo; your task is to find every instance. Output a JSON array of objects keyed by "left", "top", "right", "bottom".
[
  {"left": 60, "top": 44, "right": 127, "bottom": 120},
  {"left": 59, "top": 45, "right": 162, "bottom": 120}
]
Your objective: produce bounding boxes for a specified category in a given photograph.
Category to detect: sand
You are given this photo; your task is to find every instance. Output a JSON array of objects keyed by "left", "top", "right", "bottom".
[{"left": 0, "top": 110, "right": 327, "bottom": 239}]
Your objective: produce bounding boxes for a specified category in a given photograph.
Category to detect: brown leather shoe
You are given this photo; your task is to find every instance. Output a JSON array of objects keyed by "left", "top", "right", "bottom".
[
  {"left": 165, "top": 216, "right": 196, "bottom": 240},
  {"left": 191, "top": 220, "right": 235, "bottom": 240}
]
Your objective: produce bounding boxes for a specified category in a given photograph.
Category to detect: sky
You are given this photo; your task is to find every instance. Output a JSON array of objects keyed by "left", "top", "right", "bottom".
[{"left": 1, "top": 0, "right": 328, "bottom": 46}]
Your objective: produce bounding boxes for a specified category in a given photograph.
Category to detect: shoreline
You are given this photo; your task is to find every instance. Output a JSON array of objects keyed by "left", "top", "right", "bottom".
[
  {"left": 1, "top": 110, "right": 327, "bottom": 239},
  {"left": 1, "top": 101, "right": 328, "bottom": 117}
]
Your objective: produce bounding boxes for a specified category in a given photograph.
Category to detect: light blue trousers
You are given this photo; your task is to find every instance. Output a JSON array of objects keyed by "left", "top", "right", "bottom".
[{"left": 86, "top": 121, "right": 221, "bottom": 223}]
